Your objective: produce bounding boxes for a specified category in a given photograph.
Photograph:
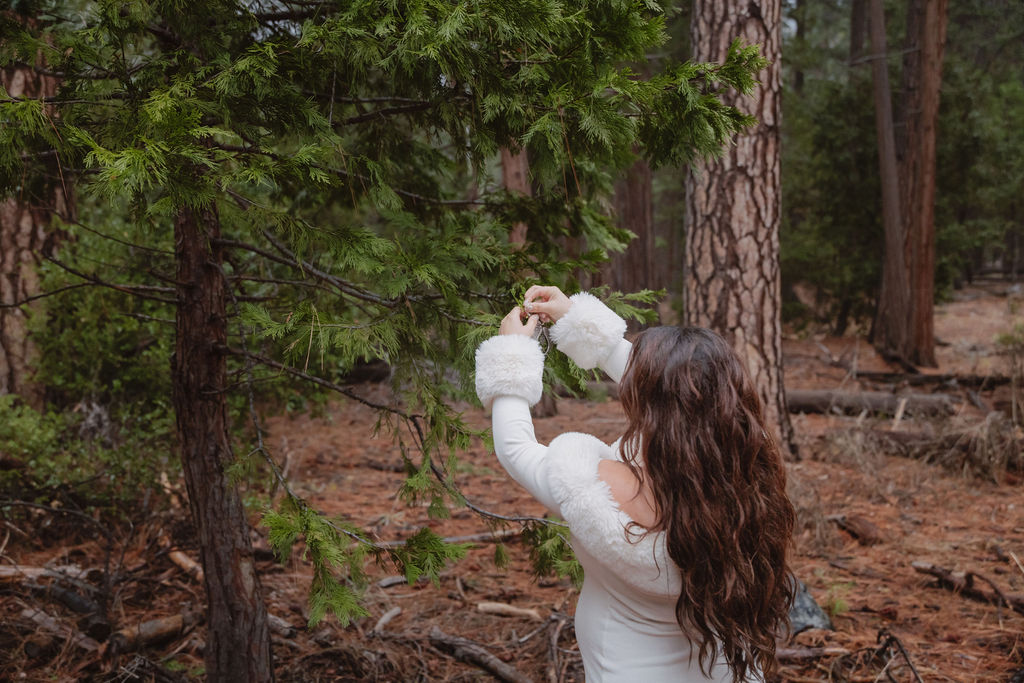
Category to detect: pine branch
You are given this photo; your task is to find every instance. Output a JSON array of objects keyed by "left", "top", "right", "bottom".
[
  {"left": 43, "top": 256, "right": 177, "bottom": 304},
  {"left": 0, "top": 283, "right": 94, "bottom": 308},
  {"left": 213, "top": 144, "right": 487, "bottom": 206},
  {"left": 338, "top": 102, "right": 433, "bottom": 126}
]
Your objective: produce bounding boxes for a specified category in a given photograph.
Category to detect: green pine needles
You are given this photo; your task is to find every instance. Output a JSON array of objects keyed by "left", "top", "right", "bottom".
[{"left": 2, "top": 0, "right": 765, "bottom": 628}]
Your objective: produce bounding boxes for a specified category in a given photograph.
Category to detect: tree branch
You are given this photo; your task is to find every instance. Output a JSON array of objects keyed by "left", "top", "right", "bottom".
[{"left": 43, "top": 256, "right": 178, "bottom": 303}]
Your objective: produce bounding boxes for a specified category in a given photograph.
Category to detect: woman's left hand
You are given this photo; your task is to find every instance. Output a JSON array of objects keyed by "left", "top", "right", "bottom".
[{"left": 499, "top": 307, "right": 539, "bottom": 336}]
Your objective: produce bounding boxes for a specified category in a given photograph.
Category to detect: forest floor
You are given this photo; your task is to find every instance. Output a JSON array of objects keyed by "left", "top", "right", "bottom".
[{"left": 2, "top": 281, "right": 1023, "bottom": 682}]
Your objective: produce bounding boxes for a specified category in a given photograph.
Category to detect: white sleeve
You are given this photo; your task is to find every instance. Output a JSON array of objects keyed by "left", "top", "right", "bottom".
[
  {"left": 475, "top": 333, "right": 558, "bottom": 512},
  {"left": 600, "top": 337, "right": 632, "bottom": 384},
  {"left": 549, "top": 292, "right": 632, "bottom": 383},
  {"left": 490, "top": 396, "right": 559, "bottom": 513}
]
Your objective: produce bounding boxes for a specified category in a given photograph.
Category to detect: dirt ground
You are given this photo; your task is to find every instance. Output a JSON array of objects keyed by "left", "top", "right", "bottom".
[{"left": 2, "top": 282, "right": 1022, "bottom": 682}]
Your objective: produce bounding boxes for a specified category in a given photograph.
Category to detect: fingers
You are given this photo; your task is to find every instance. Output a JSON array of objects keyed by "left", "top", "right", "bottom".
[
  {"left": 499, "top": 307, "right": 539, "bottom": 336},
  {"left": 524, "top": 285, "right": 561, "bottom": 304}
]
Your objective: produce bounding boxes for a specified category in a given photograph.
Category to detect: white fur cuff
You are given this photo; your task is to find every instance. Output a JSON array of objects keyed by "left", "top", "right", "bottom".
[
  {"left": 549, "top": 292, "right": 627, "bottom": 369},
  {"left": 474, "top": 334, "right": 544, "bottom": 409}
]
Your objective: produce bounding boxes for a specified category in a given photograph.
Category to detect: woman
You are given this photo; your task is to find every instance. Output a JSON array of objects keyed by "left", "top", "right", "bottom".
[{"left": 474, "top": 286, "right": 795, "bottom": 683}]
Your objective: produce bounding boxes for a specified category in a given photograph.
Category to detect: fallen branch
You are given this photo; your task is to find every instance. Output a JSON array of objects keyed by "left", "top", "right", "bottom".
[
  {"left": 775, "top": 646, "right": 851, "bottom": 661},
  {"left": 372, "top": 606, "right": 402, "bottom": 634},
  {"left": 20, "top": 607, "right": 101, "bottom": 652},
  {"left": 0, "top": 564, "right": 87, "bottom": 584},
  {"left": 787, "top": 389, "right": 955, "bottom": 416},
  {"left": 477, "top": 601, "right": 544, "bottom": 621},
  {"left": 428, "top": 626, "right": 534, "bottom": 683},
  {"left": 911, "top": 561, "right": 1024, "bottom": 615},
  {"left": 27, "top": 580, "right": 100, "bottom": 614},
  {"left": 107, "top": 611, "right": 198, "bottom": 654},
  {"left": 159, "top": 532, "right": 203, "bottom": 582}
]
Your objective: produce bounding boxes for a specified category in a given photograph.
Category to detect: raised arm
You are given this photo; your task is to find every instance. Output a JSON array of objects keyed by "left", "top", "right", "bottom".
[
  {"left": 525, "top": 287, "right": 631, "bottom": 383},
  {"left": 474, "top": 309, "right": 560, "bottom": 513}
]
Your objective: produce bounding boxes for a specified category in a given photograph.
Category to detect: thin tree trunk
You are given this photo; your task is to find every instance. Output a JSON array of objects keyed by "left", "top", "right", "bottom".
[
  {"left": 868, "top": 0, "right": 912, "bottom": 363},
  {"left": 897, "top": 0, "right": 947, "bottom": 366},
  {"left": 0, "top": 60, "right": 67, "bottom": 408},
  {"left": 850, "top": 0, "right": 867, "bottom": 62},
  {"left": 172, "top": 204, "right": 273, "bottom": 682},
  {"left": 500, "top": 148, "right": 557, "bottom": 415},
  {"left": 684, "top": 0, "right": 795, "bottom": 456}
]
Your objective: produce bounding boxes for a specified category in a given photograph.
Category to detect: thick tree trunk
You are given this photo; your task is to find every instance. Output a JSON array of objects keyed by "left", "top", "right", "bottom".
[
  {"left": 896, "top": 0, "right": 948, "bottom": 366},
  {"left": 684, "top": 0, "right": 795, "bottom": 456},
  {"left": 172, "top": 205, "right": 273, "bottom": 682},
  {"left": 0, "top": 62, "right": 66, "bottom": 408},
  {"left": 868, "top": 0, "right": 912, "bottom": 363}
]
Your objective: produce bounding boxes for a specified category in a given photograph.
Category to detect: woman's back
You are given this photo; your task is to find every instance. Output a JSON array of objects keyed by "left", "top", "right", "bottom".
[{"left": 476, "top": 288, "right": 792, "bottom": 682}]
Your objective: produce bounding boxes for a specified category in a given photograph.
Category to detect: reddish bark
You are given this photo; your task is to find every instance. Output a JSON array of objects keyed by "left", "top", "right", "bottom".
[
  {"left": 172, "top": 205, "right": 273, "bottom": 681},
  {"left": 684, "top": 0, "right": 795, "bottom": 455},
  {"left": 0, "top": 59, "right": 68, "bottom": 407}
]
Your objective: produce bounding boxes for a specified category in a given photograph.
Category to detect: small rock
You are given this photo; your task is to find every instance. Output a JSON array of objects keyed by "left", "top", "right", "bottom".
[{"left": 788, "top": 577, "right": 832, "bottom": 634}]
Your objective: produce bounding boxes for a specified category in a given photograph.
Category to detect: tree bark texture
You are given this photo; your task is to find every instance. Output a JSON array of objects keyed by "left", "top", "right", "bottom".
[
  {"left": 684, "top": 0, "right": 795, "bottom": 455},
  {"left": 0, "top": 62, "right": 66, "bottom": 408},
  {"left": 586, "top": 157, "right": 658, "bottom": 310},
  {"left": 172, "top": 205, "right": 273, "bottom": 682},
  {"left": 868, "top": 0, "right": 912, "bottom": 363},
  {"left": 500, "top": 147, "right": 531, "bottom": 245},
  {"left": 896, "top": 0, "right": 948, "bottom": 366}
]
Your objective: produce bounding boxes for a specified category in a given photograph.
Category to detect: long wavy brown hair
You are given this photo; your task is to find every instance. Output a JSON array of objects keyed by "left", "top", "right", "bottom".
[{"left": 618, "top": 326, "right": 795, "bottom": 682}]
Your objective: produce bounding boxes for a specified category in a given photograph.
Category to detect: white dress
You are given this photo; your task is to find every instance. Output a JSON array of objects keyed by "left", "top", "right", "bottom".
[{"left": 475, "top": 294, "right": 739, "bottom": 682}]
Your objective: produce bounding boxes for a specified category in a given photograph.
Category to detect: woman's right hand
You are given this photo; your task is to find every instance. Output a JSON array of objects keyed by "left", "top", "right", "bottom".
[{"left": 523, "top": 285, "right": 572, "bottom": 323}]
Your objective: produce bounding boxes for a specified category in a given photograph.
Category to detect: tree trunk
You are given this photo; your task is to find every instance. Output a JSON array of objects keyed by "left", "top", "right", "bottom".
[
  {"left": 684, "top": 0, "right": 795, "bottom": 456},
  {"left": 587, "top": 157, "right": 656, "bottom": 323},
  {"left": 868, "top": 0, "right": 912, "bottom": 363},
  {"left": 0, "top": 61, "right": 66, "bottom": 408},
  {"left": 500, "top": 148, "right": 557, "bottom": 415},
  {"left": 896, "top": 0, "right": 948, "bottom": 367},
  {"left": 172, "top": 204, "right": 273, "bottom": 681},
  {"left": 501, "top": 147, "right": 531, "bottom": 246},
  {"left": 850, "top": 0, "right": 867, "bottom": 62}
]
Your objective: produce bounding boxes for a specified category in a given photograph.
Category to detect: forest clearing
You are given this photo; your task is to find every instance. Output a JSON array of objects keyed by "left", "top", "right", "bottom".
[{"left": 3, "top": 281, "right": 1020, "bottom": 682}]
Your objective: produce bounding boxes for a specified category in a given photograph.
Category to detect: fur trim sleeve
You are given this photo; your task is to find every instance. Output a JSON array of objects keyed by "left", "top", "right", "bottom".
[
  {"left": 549, "top": 292, "right": 627, "bottom": 370},
  {"left": 474, "top": 334, "right": 544, "bottom": 409}
]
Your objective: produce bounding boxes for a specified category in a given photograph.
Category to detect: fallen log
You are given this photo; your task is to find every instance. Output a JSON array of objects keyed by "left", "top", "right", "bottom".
[
  {"left": 912, "top": 561, "right": 1024, "bottom": 615},
  {"left": 107, "top": 611, "right": 198, "bottom": 654},
  {"left": 787, "top": 389, "right": 955, "bottom": 416},
  {"left": 429, "top": 626, "right": 533, "bottom": 683},
  {"left": 854, "top": 371, "right": 1011, "bottom": 389}
]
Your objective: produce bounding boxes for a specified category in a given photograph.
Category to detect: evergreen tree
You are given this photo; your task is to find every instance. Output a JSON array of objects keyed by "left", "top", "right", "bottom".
[{"left": 2, "top": 0, "right": 765, "bottom": 676}]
